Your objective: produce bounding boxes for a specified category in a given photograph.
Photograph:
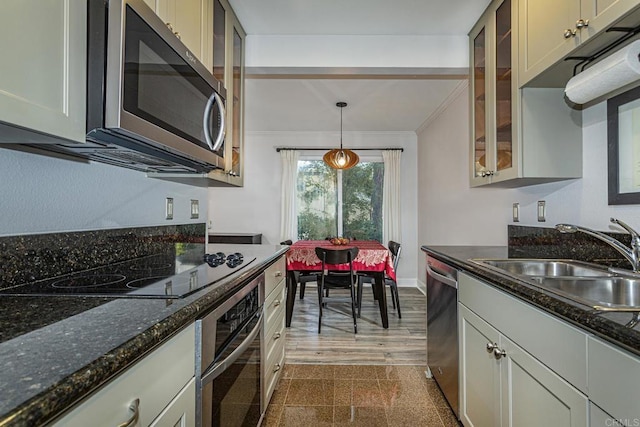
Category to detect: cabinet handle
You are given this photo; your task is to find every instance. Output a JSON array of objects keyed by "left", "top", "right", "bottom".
[
  {"left": 117, "top": 398, "right": 140, "bottom": 427},
  {"left": 493, "top": 347, "right": 507, "bottom": 360},
  {"left": 563, "top": 29, "right": 577, "bottom": 38},
  {"left": 575, "top": 19, "right": 589, "bottom": 29},
  {"left": 481, "top": 170, "right": 494, "bottom": 178},
  {"left": 273, "top": 299, "right": 281, "bottom": 307},
  {"left": 273, "top": 332, "right": 281, "bottom": 340},
  {"left": 174, "top": 31, "right": 181, "bottom": 39},
  {"left": 486, "top": 342, "right": 498, "bottom": 352},
  {"left": 274, "top": 271, "right": 282, "bottom": 277},
  {"left": 273, "top": 363, "right": 281, "bottom": 373},
  {"left": 166, "top": 22, "right": 174, "bottom": 31}
]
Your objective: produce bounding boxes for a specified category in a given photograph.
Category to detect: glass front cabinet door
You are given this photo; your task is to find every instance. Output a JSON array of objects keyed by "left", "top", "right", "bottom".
[{"left": 469, "top": 0, "right": 518, "bottom": 187}]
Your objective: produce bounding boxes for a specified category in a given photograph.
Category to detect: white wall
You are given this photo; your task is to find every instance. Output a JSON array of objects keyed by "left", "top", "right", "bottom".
[
  {"left": 0, "top": 148, "right": 208, "bottom": 236},
  {"left": 246, "top": 35, "right": 468, "bottom": 72},
  {"left": 416, "top": 81, "right": 640, "bottom": 284},
  {"left": 208, "top": 131, "right": 419, "bottom": 285}
]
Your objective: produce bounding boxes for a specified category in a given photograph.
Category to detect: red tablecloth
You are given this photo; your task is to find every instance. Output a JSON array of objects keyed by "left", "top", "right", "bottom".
[{"left": 286, "top": 240, "right": 396, "bottom": 281}]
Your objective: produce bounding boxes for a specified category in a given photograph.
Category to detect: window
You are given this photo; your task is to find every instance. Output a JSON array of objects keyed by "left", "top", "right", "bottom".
[{"left": 296, "top": 160, "right": 383, "bottom": 241}]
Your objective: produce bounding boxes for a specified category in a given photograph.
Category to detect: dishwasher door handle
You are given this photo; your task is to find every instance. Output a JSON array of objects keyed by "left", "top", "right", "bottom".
[{"left": 427, "top": 263, "right": 458, "bottom": 289}]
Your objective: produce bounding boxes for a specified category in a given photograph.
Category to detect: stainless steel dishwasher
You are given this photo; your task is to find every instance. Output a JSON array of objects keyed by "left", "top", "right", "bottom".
[{"left": 426, "top": 255, "right": 459, "bottom": 419}]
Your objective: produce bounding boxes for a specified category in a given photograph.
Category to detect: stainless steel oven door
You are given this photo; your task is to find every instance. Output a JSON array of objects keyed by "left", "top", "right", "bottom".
[
  {"left": 104, "top": 0, "right": 226, "bottom": 169},
  {"left": 199, "top": 313, "right": 262, "bottom": 426},
  {"left": 196, "top": 275, "right": 264, "bottom": 427}
]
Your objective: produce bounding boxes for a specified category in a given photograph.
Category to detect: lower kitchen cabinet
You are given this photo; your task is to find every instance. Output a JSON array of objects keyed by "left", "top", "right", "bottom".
[
  {"left": 52, "top": 324, "right": 195, "bottom": 427},
  {"left": 587, "top": 336, "right": 640, "bottom": 423},
  {"left": 262, "top": 254, "right": 286, "bottom": 409},
  {"left": 149, "top": 378, "right": 195, "bottom": 427},
  {"left": 458, "top": 273, "right": 589, "bottom": 426}
]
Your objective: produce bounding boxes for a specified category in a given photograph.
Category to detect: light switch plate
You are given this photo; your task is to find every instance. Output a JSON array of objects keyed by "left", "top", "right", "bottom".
[
  {"left": 512, "top": 203, "right": 520, "bottom": 222},
  {"left": 190, "top": 199, "right": 199, "bottom": 219},
  {"left": 165, "top": 197, "right": 174, "bottom": 220},
  {"left": 537, "top": 200, "right": 546, "bottom": 222}
]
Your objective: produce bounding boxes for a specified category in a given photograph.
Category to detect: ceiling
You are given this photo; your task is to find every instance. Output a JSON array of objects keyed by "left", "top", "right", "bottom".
[{"left": 228, "top": 0, "right": 491, "bottom": 133}]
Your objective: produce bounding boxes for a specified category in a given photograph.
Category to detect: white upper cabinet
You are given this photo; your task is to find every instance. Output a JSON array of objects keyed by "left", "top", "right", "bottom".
[
  {"left": 0, "top": 0, "right": 86, "bottom": 143},
  {"left": 469, "top": 0, "right": 583, "bottom": 187},
  {"left": 144, "top": 0, "right": 213, "bottom": 70},
  {"left": 206, "top": 0, "right": 246, "bottom": 186},
  {"left": 519, "top": 0, "right": 640, "bottom": 86}
]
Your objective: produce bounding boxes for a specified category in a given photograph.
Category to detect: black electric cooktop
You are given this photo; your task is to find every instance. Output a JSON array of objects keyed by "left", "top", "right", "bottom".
[{"left": 0, "top": 251, "right": 255, "bottom": 299}]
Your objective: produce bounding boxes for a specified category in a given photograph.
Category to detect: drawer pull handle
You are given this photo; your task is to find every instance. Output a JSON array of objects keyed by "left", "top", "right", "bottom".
[
  {"left": 118, "top": 398, "right": 140, "bottom": 427},
  {"left": 273, "top": 299, "right": 281, "bottom": 307},
  {"left": 274, "top": 271, "right": 282, "bottom": 277},
  {"left": 563, "top": 28, "right": 577, "bottom": 38},
  {"left": 486, "top": 342, "right": 498, "bottom": 352},
  {"left": 493, "top": 347, "right": 507, "bottom": 360},
  {"left": 273, "top": 332, "right": 281, "bottom": 340},
  {"left": 273, "top": 363, "right": 281, "bottom": 373}
]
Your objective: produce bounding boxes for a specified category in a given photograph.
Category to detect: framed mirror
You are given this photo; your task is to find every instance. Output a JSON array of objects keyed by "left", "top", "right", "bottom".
[{"left": 608, "top": 85, "right": 640, "bottom": 205}]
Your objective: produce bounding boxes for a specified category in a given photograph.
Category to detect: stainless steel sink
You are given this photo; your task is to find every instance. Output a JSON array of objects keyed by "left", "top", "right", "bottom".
[
  {"left": 472, "top": 258, "right": 613, "bottom": 278},
  {"left": 471, "top": 258, "right": 640, "bottom": 311},
  {"left": 530, "top": 276, "right": 640, "bottom": 311}
]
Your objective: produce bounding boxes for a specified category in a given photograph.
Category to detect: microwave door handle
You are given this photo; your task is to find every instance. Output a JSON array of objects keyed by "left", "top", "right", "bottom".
[
  {"left": 203, "top": 92, "right": 226, "bottom": 152},
  {"left": 212, "top": 91, "right": 226, "bottom": 151}
]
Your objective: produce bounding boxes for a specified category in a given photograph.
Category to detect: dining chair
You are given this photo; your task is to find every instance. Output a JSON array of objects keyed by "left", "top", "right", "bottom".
[
  {"left": 358, "top": 241, "right": 402, "bottom": 318},
  {"left": 315, "top": 246, "right": 360, "bottom": 334},
  {"left": 280, "top": 239, "right": 318, "bottom": 299}
]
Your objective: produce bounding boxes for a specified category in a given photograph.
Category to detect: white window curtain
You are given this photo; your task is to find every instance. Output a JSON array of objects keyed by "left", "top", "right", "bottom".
[
  {"left": 280, "top": 149, "right": 299, "bottom": 242},
  {"left": 382, "top": 150, "right": 401, "bottom": 245}
]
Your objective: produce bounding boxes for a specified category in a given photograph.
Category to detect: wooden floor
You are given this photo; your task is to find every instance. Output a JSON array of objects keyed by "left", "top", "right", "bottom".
[{"left": 285, "top": 286, "right": 427, "bottom": 365}]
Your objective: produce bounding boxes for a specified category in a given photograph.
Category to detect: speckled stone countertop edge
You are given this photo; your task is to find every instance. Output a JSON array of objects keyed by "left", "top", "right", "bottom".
[
  {"left": 1, "top": 247, "right": 288, "bottom": 427},
  {"left": 422, "top": 245, "right": 640, "bottom": 358}
]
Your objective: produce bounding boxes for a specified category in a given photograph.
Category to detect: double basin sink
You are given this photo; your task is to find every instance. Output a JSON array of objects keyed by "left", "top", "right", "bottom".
[{"left": 471, "top": 258, "right": 640, "bottom": 311}]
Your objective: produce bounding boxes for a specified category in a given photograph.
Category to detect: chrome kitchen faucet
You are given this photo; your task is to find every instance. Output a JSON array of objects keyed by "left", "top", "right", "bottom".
[{"left": 556, "top": 218, "right": 640, "bottom": 273}]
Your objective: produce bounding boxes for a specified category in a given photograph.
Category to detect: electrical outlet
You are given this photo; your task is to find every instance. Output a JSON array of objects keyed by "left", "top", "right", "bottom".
[
  {"left": 512, "top": 203, "right": 520, "bottom": 222},
  {"left": 537, "top": 200, "right": 546, "bottom": 222},
  {"left": 190, "top": 199, "right": 199, "bottom": 219},
  {"left": 165, "top": 197, "right": 174, "bottom": 220}
]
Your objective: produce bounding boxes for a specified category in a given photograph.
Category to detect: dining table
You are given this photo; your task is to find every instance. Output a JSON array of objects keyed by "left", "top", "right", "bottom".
[{"left": 284, "top": 239, "right": 396, "bottom": 329}]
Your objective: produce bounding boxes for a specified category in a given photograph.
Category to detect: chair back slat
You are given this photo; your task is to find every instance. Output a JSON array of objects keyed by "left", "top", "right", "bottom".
[
  {"left": 315, "top": 246, "right": 359, "bottom": 266},
  {"left": 387, "top": 241, "right": 402, "bottom": 271}
]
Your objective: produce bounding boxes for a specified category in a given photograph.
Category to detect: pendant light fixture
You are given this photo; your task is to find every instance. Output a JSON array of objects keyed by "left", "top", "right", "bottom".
[{"left": 323, "top": 102, "right": 359, "bottom": 170}]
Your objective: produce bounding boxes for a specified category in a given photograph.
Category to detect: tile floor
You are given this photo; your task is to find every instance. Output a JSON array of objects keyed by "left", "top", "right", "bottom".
[{"left": 262, "top": 364, "right": 460, "bottom": 426}]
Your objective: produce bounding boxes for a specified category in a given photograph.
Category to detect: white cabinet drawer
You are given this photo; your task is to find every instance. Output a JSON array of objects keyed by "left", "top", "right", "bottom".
[
  {"left": 264, "top": 339, "right": 285, "bottom": 406},
  {"left": 54, "top": 324, "right": 195, "bottom": 427},
  {"left": 265, "top": 309, "right": 285, "bottom": 363},
  {"left": 265, "top": 256, "right": 286, "bottom": 297},
  {"left": 265, "top": 279, "right": 285, "bottom": 328},
  {"left": 459, "top": 272, "right": 588, "bottom": 393},
  {"left": 588, "top": 336, "right": 640, "bottom": 421}
]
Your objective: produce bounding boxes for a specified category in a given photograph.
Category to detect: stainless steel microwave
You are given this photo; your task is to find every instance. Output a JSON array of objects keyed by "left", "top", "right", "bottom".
[{"left": 52, "top": 0, "right": 227, "bottom": 173}]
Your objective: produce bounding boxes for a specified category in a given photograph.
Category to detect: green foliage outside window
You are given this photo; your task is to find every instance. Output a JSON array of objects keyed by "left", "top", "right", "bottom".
[
  {"left": 296, "top": 160, "right": 383, "bottom": 242},
  {"left": 343, "top": 163, "right": 383, "bottom": 241}
]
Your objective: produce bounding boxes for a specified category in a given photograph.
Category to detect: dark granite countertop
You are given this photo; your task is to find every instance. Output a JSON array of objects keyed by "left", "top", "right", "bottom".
[
  {"left": 422, "top": 245, "right": 640, "bottom": 357},
  {"left": 0, "top": 244, "right": 288, "bottom": 427}
]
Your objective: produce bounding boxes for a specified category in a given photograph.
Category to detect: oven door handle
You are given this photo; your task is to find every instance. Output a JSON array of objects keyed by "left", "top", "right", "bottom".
[{"left": 201, "top": 311, "right": 263, "bottom": 386}]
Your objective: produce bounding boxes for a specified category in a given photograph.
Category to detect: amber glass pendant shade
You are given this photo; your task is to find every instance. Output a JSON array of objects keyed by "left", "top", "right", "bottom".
[{"left": 323, "top": 101, "right": 359, "bottom": 170}]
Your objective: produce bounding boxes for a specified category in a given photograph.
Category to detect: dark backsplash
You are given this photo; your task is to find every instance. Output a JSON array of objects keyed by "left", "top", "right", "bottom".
[
  {"left": 508, "top": 224, "right": 631, "bottom": 269},
  {"left": 0, "top": 224, "right": 206, "bottom": 289}
]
